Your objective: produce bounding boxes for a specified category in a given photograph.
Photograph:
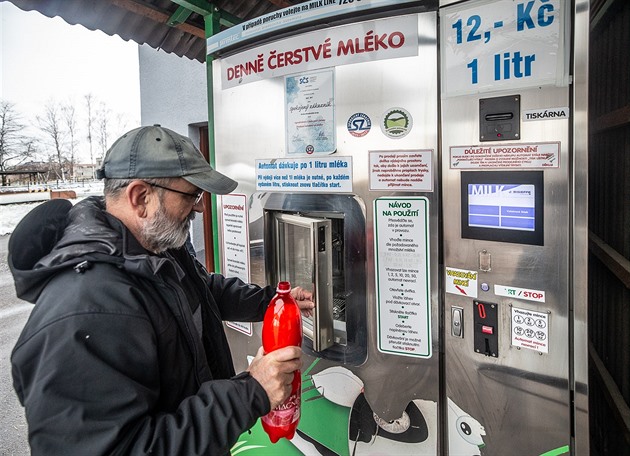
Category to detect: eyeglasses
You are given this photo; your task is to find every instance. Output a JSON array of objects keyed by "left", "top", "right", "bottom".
[{"left": 145, "top": 182, "right": 204, "bottom": 205}]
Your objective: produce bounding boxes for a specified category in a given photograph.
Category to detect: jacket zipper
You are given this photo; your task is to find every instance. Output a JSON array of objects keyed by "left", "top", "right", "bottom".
[{"left": 159, "top": 281, "right": 204, "bottom": 388}]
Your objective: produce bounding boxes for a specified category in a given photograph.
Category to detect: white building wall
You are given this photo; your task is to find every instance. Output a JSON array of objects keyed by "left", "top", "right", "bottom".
[
  {"left": 138, "top": 44, "right": 209, "bottom": 256},
  {"left": 138, "top": 44, "right": 207, "bottom": 137}
]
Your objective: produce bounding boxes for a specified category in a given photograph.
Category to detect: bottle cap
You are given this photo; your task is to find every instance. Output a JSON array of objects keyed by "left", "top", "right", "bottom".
[{"left": 277, "top": 281, "right": 291, "bottom": 292}]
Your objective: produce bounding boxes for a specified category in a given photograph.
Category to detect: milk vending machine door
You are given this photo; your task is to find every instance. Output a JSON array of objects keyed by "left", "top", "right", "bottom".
[{"left": 267, "top": 212, "right": 334, "bottom": 352}]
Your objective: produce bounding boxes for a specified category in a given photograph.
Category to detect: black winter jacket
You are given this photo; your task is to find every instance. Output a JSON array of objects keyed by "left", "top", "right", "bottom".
[{"left": 9, "top": 197, "right": 274, "bottom": 455}]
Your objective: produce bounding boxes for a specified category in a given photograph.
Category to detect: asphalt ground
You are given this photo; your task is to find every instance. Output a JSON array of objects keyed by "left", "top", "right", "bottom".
[{"left": 0, "top": 234, "right": 31, "bottom": 455}]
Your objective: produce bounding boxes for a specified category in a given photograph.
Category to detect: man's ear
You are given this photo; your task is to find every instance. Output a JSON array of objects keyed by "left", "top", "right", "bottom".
[{"left": 126, "top": 180, "right": 152, "bottom": 218}]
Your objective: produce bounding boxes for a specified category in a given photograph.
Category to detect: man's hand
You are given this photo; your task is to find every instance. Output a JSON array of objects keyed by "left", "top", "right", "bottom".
[
  {"left": 291, "top": 286, "right": 315, "bottom": 318},
  {"left": 247, "top": 346, "right": 302, "bottom": 409}
]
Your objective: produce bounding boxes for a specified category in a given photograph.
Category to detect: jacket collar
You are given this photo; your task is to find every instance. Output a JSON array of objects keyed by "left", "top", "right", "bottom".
[{"left": 9, "top": 196, "right": 184, "bottom": 302}]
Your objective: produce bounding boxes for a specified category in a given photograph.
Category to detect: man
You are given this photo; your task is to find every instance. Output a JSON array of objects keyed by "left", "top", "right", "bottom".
[{"left": 9, "top": 125, "right": 314, "bottom": 455}]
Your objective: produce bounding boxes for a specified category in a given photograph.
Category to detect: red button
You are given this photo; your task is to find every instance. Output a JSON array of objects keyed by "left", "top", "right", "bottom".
[{"left": 482, "top": 325, "right": 494, "bottom": 335}]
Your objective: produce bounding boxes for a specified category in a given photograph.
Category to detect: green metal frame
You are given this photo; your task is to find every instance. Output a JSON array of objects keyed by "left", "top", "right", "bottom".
[
  {"left": 167, "top": 1, "right": 242, "bottom": 28},
  {"left": 167, "top": 1, "right": 242, "bottom": 271},
  {"left": 167, "top": 6, "right": 192, "bottom": 27},
  {"left": 205, "top": 10, "right": 222, "bottom": 271}
]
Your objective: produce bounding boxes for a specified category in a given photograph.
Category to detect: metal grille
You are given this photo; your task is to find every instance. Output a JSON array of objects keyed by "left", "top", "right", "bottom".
[{"left": 588, "top": 0, "right": 630, "bottom": 453}]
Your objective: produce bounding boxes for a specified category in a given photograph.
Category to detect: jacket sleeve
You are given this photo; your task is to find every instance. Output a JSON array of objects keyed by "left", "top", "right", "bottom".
[
  {"left": 11, "top": 270, "right": 270, "bottom": 456},
  {"left": 205, "top": 272, "right": 275, "bottom": 322}
]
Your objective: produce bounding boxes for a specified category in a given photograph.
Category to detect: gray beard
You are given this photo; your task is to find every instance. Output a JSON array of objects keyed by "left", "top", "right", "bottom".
[{"left": 140, "top": 203, "right": 195, "bottom": 253}]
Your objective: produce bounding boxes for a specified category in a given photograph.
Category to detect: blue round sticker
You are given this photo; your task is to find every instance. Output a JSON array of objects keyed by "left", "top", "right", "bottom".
[{"left": 347, "top": 113, "right": 372, "bottom": 137}]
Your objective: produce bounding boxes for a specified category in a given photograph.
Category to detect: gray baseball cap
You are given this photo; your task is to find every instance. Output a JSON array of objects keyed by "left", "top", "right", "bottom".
[{"left": 96, "top": 125, "right": 237, "bottom": 195}]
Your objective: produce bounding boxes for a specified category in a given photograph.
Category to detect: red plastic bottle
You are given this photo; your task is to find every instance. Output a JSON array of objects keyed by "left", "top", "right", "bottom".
[{"left": 261, "top": 281, "right": 303, "bottom": 443}]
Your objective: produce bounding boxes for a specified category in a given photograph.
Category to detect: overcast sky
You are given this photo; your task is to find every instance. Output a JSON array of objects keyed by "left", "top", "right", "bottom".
[{"left": 0, "top": 1, "right": 141, "bottom": 160}]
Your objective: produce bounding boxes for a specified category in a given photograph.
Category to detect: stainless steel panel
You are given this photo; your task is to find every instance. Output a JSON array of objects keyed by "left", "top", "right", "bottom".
[
  {"left": 442, "top": 85, "right": 573, "bottom": 453},
  {"left": 439, "top": 2, "right": 589, "bottom": 446},
  {"left": 571, "top": 0, "right": 590, "bottom": 453},
  {"left": 439, "top": 9, "right": 585, "bottom": 442},
  {"left": 213, "top": 10, "right": 441, "bottom": 443}
]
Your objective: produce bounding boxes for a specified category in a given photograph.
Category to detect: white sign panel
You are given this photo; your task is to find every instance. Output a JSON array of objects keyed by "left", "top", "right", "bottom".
[
  {"left": 285, "top": 70, "right": 335, "bottom": 155},
  {"left": 256, "top": 156, "right": 352, "bottom": 192},
  {"left": 208, "top": 0, "right": 420, "bottom": 54},
  {"left": 221, "top": 194, "right": 253, "bottom": 336},
  {"left": 450, "top": 142, "right": 560, "bottom": 169},
  {"left": 445, "top": 267, "right": 478, "bottom": 298},
  {"left": 511, "top": 306, "right": 549, "bottom": 353},
  {"left": 441, "top": 0, "right": 567, "bottom": 96},
  {"left": 369, "top": 150, "right": 433, "bottom": 192},
  {"left": 495, "top": 284, "right": 545, "bottom": 303},
  {"left": 220, "top": 15, "right": 418, "bottom": 88},
  {"left": 374, "top": 197, "right": 432, "bottom": 358}
]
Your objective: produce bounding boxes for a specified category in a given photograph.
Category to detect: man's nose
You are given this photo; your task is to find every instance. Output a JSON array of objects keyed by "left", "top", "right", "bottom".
[{"left": 193, "top": 197, "right": 205, "bottom": 212}]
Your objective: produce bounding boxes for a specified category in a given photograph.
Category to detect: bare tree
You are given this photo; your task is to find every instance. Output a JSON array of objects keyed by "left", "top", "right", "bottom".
[
  {"left": 62, "top": 102, "right": 78, "bottom": 180},
  {"left": 114, "top": 112, "right": 130, "bottom": 139},
  {"left": 0, "top": 100, "right": 37, "bottom": 186},
  {"left": 96, "top": 102, "right": 112, "bottom": 162},
  {"left": 84, "top": 93, "right": 95, "bottom": 165},
  {"left": 38, "top": 101, "right": 67, "bottom": 182}
]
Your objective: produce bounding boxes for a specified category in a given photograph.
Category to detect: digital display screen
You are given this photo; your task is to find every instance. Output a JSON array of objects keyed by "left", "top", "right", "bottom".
[
  {"left": 468, "top": 184, "right": 536, "bottom": 232},
  {"left": 461, "top": 171, "right": 543, "bottom": 245}
]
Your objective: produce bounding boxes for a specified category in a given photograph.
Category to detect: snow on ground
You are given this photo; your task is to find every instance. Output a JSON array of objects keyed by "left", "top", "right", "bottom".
[
  {"left": 0, "top": 183, "right": 104, "bottom": 236},
  {"left": 0, "top": 202, "right": 46, "bottom": 236}
]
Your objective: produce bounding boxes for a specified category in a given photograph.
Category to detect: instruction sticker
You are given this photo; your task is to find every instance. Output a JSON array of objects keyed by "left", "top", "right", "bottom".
[
  {"left": 445, "top": 267, "right": 478, "bottom": 298},
  {"left": 208, "top": 0, "right": 420, "bottom": 54},
  {"left": 495, "top": 284, "right": 545, "bottom": 303},
  {"left": 450, "top": 142, "right": 560, "bottom": 169},
  {"left": 374, "top": 197, "right": 431, "bottom": 358},
  {"left": 511, "top": 306, "right": 549, "bottom": 353},
  {"left": 369, "top": 150, "right": 433, "bottom": 192},
  {"left": 221, "top": 194, "right": 253, "bottom": 337},
  {"left": 256, "top": 156, "right": 352, "bottom": 192}
]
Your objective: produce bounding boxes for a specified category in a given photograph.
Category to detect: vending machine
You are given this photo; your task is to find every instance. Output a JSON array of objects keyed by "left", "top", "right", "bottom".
[
  {"left": 440, "top": 0, "right": 588, "bottom": 454},
  {"left": 206, "top": 0, "right": 588, "bottom": 454}
]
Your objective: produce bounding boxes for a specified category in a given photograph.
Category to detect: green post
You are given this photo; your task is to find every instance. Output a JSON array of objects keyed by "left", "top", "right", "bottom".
[{"left": 204, "top": 8, "right": 222, "bottom": 272}]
